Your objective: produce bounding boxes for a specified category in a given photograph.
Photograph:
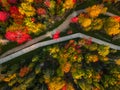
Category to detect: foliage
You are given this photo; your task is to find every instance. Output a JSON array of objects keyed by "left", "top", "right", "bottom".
[
  {"left": 0, "top": 0, "right": 77, "bottom": 44},
  {"left": 0, "top": 38, "right": 120, "bottom": 89},
  {"left": 73, "top": 4, "right": 120, "bottom": 37},
  {"left": 104, "top": 17, "right": 120, "bottom": 36},
  {"left": 0, "top": 1, "right": 120, "bottom": 90}
]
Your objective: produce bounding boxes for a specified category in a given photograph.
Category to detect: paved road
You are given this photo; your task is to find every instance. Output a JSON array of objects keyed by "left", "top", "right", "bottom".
[{"left": 0, "top": 10, "right": 119, "bottom": 64}]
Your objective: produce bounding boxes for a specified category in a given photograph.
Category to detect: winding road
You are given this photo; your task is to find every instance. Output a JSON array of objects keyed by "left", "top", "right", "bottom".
[{"left": 0, "top": 9, "right": 120, "bottom": 64}]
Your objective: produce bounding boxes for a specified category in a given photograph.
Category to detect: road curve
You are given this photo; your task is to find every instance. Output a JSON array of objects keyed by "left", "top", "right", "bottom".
[{"left": 0, "top": 9, "right": 119, "bottom": 64}]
